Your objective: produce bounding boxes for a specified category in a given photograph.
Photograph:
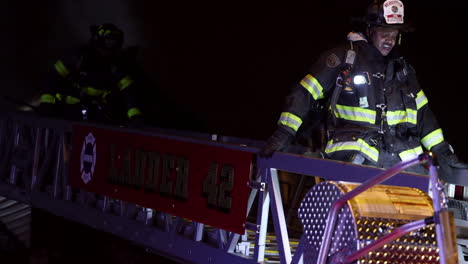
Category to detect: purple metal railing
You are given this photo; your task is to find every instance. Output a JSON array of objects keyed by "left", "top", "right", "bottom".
[{"left": 313, "top": 152, "right": 456, "bottom": 264}]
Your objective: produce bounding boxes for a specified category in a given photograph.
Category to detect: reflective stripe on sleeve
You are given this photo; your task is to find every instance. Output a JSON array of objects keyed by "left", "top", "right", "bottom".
[
  {"left": 82, "top": 86, "right": 104, "bottom": 96},
  {"left": 65, "top": 96, "right": 80, "bottom": 104},
  {"left": 54, "top": 93, "right": 80, "bottom": 104},
  {"left": 54, "top": 60, "right": 69, "bottom": 78},
  {"left": 55, "top": 93, "right": 63, "bottom": 101},
  {"left": 387, "top": 109, "right": 417, "bottom": 125},
  {"left": 415, "top": 90, "right": 428, "bottom": 110},
  {"left": 40, "top": 94, "right": 56, "bottom": 104},
  {"left": 325, "top": 138, "right": 379, "bottom": 163},
  {"left": 118, "top": 75, "right": 134, "bottom": 91},
  {"left": 278, "top": 112, "right": 303, "bottom": 132},
  {"left": 398, "top": 146, "right": 423, "bottom": 161},
  {"left": 127, "top": 107, "right": 142, "bottom": 118},
  {"left": 99, "top": 29, "right": 114, "bottom": 37},
  {"left": 300, "top": 74, "right": 324, "bottom": 100},
  {"left": 334, "top": 104, "right": 376, "bottom": 124},
  {"left": 421, "top": 128, "right": 444, "bottom": 150}
]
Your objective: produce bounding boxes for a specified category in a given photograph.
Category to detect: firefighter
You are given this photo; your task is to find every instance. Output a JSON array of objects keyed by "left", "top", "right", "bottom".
[
  {"left": 38, "top": 23, "right": 144, "bottom": 127},
  {"left": 259, "top": 0, "right": 467, "bottom": 175}
]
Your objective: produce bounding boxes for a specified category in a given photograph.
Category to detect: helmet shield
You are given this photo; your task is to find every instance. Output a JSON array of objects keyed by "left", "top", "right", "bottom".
[
  {"left": 382, "top": 1, "right": 404, "bottom": 24},
  {"left": 366, "top": 0, "right": 413, "bottom": 32}
]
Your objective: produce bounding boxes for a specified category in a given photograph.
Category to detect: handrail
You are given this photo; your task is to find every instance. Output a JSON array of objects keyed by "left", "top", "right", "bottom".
[{"left": 314, "top": 152, "right": 456, "bottom": 264}]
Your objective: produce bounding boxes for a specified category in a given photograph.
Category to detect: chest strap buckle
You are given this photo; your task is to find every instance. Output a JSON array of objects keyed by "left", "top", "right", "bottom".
[{"left": 373, "top": 72, "right": 385, "bottom": 79}]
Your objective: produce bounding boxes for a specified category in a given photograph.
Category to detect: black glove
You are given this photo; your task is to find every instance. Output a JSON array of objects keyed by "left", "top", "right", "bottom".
[
  {"left": 258, "top": 127, "right": 293, "bottom": 158},
  {"left": 432, "top": 142, "right": 468, "bottom": 178}
]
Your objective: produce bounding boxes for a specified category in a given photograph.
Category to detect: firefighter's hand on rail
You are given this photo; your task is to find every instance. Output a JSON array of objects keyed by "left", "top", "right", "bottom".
[
  {"left": 432, "top": 142, "right": 468, "bottom": 169},
  {"left": 432, "top": 142, "right": 468, "bottom": 180},
  {"left": 258, "top": 127, "right": 293, "bottom": 158}
]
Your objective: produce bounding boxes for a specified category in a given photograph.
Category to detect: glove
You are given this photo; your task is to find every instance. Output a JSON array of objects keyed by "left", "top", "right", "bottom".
[
  {"left": 432, "top": 142, "right": 468, "bottom": 168},
  {"left": 258, "top": 127, "right": 293, "bottom": 158},
  {"left": 431, "top": 142, "right": 468, "bottom": 179}
]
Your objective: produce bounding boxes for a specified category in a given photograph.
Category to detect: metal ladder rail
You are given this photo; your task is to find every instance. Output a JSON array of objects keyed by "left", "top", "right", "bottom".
[
  {"left": 0, "top": 116, "right": 261, "bottom": 263},
  {"left": 1, "top": 113, "right": 442, "bottom": 264},
  {"left": 0, "top": 119, "right": 314, "bottom": 263}
]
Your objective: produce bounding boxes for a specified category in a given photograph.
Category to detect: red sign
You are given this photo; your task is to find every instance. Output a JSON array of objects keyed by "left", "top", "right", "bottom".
[{"left": 70, "top": 125, "right": 253, "bottom": 234}]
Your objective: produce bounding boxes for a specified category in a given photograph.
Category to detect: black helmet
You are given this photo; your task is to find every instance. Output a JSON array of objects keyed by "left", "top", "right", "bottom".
[
  {"left": 366, "top": 0, "right": 411, "bottom": 31},
  {"left": 89, "top": 23, "right": 124, "bottom": 50}
]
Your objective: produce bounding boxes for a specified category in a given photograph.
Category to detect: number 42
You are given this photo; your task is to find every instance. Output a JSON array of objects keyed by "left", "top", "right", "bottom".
[{"left": 203, "top": 163, "right": 234, "bottom": 211}]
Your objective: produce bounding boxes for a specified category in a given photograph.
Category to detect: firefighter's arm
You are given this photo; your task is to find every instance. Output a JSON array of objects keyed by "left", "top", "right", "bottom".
[
  {"left": 38, "top": 53, "right": 82, "bottom": 109},
  {"left": 117, "top": 72, "right": 145, "bottom": 127},
  {"left": 413, "top": 81, "right": 468, "bottom": 171},
  {"left": 259, "top": 48, "right": 344, "bottom": 158},
  {"left": 38, "top": 57, "right": 77, "bottom": 116}
]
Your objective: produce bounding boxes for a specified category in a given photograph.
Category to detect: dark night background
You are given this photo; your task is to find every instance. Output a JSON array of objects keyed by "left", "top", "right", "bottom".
[
  {"left": 1, "top": 0, "right": 468, "bottom": 262},
  {"left": 2, "top": 0, "right": 467, "bottom": 158},
  {"left": 3, "top": 1, "right": 466, "bottom": 157}
]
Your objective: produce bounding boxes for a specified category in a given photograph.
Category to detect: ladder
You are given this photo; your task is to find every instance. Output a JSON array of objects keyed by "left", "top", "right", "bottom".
[{"left": 1, "top": 111, "right": 468, "bottom": 263}]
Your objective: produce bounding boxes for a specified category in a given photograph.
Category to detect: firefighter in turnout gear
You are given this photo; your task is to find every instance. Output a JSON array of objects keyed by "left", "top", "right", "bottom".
[
  {"left": 38, "top": 23, "right": 144, "bottom": 127},
  {"left": 259, "top": 0, "right": 468, "bottom": 175}
]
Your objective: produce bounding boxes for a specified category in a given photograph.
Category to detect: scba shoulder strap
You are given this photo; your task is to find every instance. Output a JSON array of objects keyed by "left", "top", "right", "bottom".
[{"left": 329, "top": 42, "right": 357, "bottom": 128}]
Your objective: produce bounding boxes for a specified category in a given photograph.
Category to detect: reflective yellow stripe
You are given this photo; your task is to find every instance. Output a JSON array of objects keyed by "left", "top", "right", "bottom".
[
  {"left": 300, "top": 74, "right": 324, "bottom": 100},
  {"left": 387, "top": 109, "right": 417, "bottom": 125},
  {"left": 415, "top": 90, "right": 428, "bottom": 110},
  {"left": 54, "top": 60, "right": 69, "bottom": 78},
  {"left": 82, "top": 86, "right": 104, "bottom": 96},
  {"left": 40, "top": 94, "right": 56, "bottom": 104},
  {"left": 127, "top": 107, "right": 142, "bottom": 118},
  {"left": 98, "top": 25, "right": 113, "bottom": 36},
  {"left": 421, "top": 128, "right": 444, "bottom": 150},
  {"left": 99, "top": 28, "right": 119, "bottom": 37},
  {"left": 51, "top": 93, "right": 79, "bottom": 104},
  {"left": 278, "top": 112, "right": 303, "bottom": 132},
  {"left": 102, "top": 90, "right": 112, "bottom": 99},
  {"left": 325, "top": 138, "right": 379, "bottom": 162},
  {"left": 406, "top": 109, "right": 417, "bottom": 124},
  {"left": 65, "top": 96, "right": 80, "bottom": 104},
  {"left": 399, "top": 146, "right": 423, "bottom": 161},
  {"left": 55, "top": 93, "right": 63, "bottom": 101},
  {"left": 118, "top": 75, "right": 133, "bottom": 91},
  {"left": 334, "top": 104, "right": 376, "bottom": 124}
]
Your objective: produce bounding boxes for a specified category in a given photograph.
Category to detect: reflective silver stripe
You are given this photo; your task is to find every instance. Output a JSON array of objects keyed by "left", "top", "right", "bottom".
[
  {"left": 335, "top": 104, "right": 376, "bottom": 124},
  {"left": 387, "top": 109, "right": 417, "bottom": 125},
  {"left": 415, "top": 90, "right": 428, "bottom": 110},
  {"left": 406, "top": 109, "right": 417, "bottom": 124},
  {"left": 421, "top": 128, "right": 444, "bottom": 150},
  {"left": 399, "top": 146, "right": 423, "bottom": 161},
  {"left": 300, "top": 74, "right": 324, "bottom": 100},
  {"left": 278, "top": 112, "right": 302, "bottom": 132},
  {"left": 325, "top": 138, "right": 379, "bottom": 162}
]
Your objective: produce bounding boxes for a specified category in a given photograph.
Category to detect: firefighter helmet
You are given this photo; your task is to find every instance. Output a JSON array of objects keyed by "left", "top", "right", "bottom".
[
  {"left": 366, "top": 0, "right": 407, "bottom": 30},
  {"left": 89, "top": 23, "right": 124, "bottom": 50}
]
